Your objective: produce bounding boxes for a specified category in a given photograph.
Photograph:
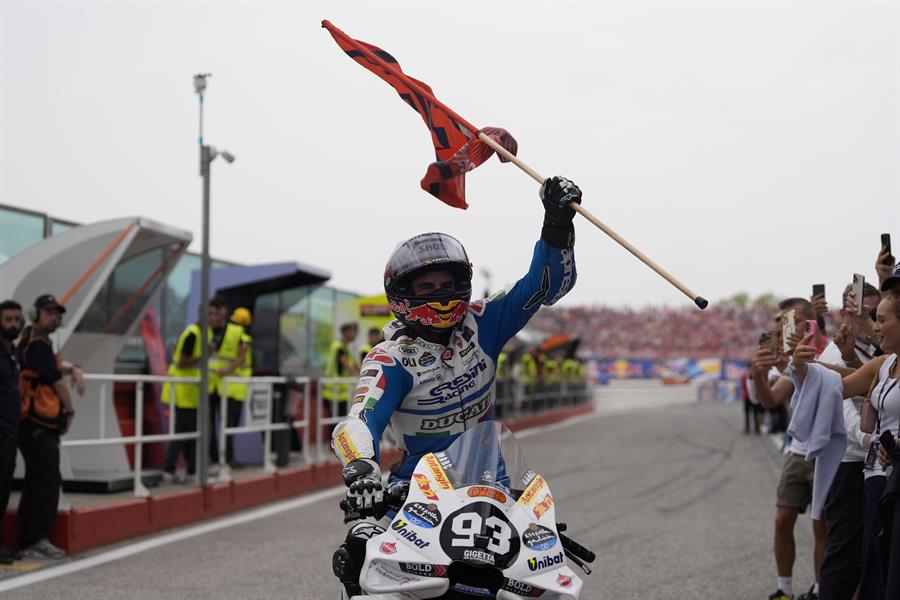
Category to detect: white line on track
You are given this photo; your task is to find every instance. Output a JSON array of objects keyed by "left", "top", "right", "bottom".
[{"left": 0, "top": 395, "right": 683, "bottom": 591}]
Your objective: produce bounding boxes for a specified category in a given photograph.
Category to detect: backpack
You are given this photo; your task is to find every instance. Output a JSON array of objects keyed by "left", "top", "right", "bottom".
[{"left": 18, "top": 337, "right": 67, "bottom": 430}]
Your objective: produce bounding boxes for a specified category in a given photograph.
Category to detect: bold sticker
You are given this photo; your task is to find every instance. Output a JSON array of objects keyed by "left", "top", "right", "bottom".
[
  {"left": 413, "top": 473, "right": 440, "bottom": 501},
  {"left": 399, "top": 562, "right": 448, "bottom": 578},
  {"left": 532, "top": 494, "right": 554, "bottom": 520},
  {"left": 522, "top": 524, "right": 558, "bottom": 551},
  {"left": 467, "top": 486, "right": 507, "bottom": 504},
  {"left": 402, "top": 502, "right": 442, "bottom": 528}
]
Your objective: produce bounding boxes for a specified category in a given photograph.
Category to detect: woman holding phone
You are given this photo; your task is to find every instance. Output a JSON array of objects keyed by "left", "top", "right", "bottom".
[{"left": 794, "top": 285, "right": 900, "bottom": 599}]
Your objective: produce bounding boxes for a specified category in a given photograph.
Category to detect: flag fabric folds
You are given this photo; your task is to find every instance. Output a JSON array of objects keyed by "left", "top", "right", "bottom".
[{"left": 323, "top": 21, "right": 517, "bottom": 210}]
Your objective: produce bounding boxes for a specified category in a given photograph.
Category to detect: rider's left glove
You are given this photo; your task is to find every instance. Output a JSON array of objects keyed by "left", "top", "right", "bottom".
[{"left": 343, "top": 458, "right": 384, "bottom": 513}]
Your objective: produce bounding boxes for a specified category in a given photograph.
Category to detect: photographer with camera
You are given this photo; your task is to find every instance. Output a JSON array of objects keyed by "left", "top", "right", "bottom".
[
  {"left": 750, "top": 297, "right": 828, "bottom": 600},
  {"left": 794, "top": 266, "right": 900, "bottom": 599}
]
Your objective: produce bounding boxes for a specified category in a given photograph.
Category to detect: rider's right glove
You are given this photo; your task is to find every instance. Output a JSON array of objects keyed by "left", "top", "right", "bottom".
[
  {"left": 540, "top": 176, "right": 582, "bottom": 248},
  {"left": 342, "top": 458, "right": 384, "bottom": 514}
]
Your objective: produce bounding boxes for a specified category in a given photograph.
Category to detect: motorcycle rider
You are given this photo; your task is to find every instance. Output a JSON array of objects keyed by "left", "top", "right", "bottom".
[{"left": 332, "top": 176, "right": 582, "bottom": 595}]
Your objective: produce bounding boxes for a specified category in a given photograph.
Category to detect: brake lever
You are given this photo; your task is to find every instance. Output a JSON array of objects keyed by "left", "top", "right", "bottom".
[{"left": 564, "top": 549, "right": 592, "bottom": 575}]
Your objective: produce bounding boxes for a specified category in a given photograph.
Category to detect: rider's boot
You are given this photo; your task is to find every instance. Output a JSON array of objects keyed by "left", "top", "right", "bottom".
[{"left": 333, "top": 521, "right": 386, "bottom": 597}]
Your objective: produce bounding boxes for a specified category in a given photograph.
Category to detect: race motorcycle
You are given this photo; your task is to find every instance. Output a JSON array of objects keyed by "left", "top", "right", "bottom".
[{"left": 336, "top": 421, "right": 595, "bottom": 599}]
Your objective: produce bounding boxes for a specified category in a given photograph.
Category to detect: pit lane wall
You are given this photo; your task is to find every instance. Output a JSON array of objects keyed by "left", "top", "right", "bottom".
[{"left": 1, "top": 382, "right": 594, "bottom": 556}]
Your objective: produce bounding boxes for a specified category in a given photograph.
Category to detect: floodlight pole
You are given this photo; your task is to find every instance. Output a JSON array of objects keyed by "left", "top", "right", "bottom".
[{"left": 194, "top": 73, "right": 212, "bottom": 486}]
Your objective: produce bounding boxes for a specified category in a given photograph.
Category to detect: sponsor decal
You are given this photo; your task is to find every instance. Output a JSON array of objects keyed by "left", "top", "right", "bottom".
[
  {"left": 413, "top": 473, "right": 440, "bottom": 501},
  {"left": 441, "top": 348, "right": 453, "bottom": 361},
  {"left": 334, "top": 430, "right": 360, "bottom": 463},
  {"left": 434, "top": 451, "right": 453, "bottom": 470},
  {"left": 390, "top": 519, "right": 432, "bottom": 549},
  {"left": 418, "top": 373, "right": 442, "bottom": 386},
  {"left": 352, "top": 394, "right": 366, "bottom": 404},
  {"left": 353, "top": 386, "right": 369, "bottom": 397},
  {"left": 402, "top": 502, "right": 442, "bottom": 528},
  {"left": 527, "top": 551, "right": 564, "bottom": 572},
  {"left": 380, "top": 541, "right": 397, "bottom": 555},
  {"left": 517, "top": 474, "right": 546, "bottom": 506},
  {"left": 439, "top": 502, "right": 521, "bottom": 569},
  {"left": 427, "top": 359, "right": 487, "bottom": 401},
  {"left": 419, "top": 352, "right": 436, "bottom": 367},
  {"left": 466, "top": 486, "right": 507, "bottom": 504},
  {"left": 376, "top": 375, "right": 386, "bottom": 390},
  {"left": 522, "top": 524, "right": 557, "bottom": 551},
  {"left": 451, "top": 583, "right": 492, "bottom": 597},
  {"left": 503, "top": 579, "right": 542, "bottom": 597},
  {"left": 521, "top": 469, "right": 537, "bottom": 487},
  {"left": 454, "top": 336, "right": 463, "bottom": 348},
  {"left": 549, "top": 247, "right": 575, "bottom": 305},
  {"left": 350, "top": 522, "right": 385, "bottom": 539},
  {"left": 365, "top": 348, "right": 396, "bottom": 366},
  {"left": 421, "top": 396, "right": 490, "bottom": 431},
  {"left": 358, "top": 397, "right": 379, "bottom": 423},
  {"left": 469, "top": 299, "right": 486, "bottom": 316},
  {"left": 371, "top": 562, "right": 413, "bottom": 584},
  {"left": 522, "top": 267, "right": 550, "bottom": 310},
  {"left": 533, "top": 494, "right": 554, "bottom": 520},
  {"left": 462, "top": 548, "right": 495, "bottom": 565},
  {"left": 557, "top": 573, "right": 573, "bottom": 588},
  {"left": 423, "top": 454, "right": 453, "bottom": 490},
  {"left": 458, "top": 342, "right": 476, "bottom": 358},
  {"left": 398, "top": 345, "right": 417, "bottom": 355},
  {"left": 360, "top": 368, "right": 379, "bottom": 378},
  {"left": 406, "top": 301, "right": 468, "bottom": 329},
  {"left": 462, "top": 326, "right": 475, "bottom": 341},
  {"left": 398, "top": 562, "right": 448, "bottom": 578}
]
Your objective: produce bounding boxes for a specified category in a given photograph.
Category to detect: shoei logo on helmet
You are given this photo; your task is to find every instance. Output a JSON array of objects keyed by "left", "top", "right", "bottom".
[{"left": 406, "top": 300, "right": 468, "bottom": 329}]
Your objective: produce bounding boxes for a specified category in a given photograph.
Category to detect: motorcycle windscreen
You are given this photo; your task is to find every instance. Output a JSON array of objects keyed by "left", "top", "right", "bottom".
[{"left": 434, "top": 421, "right": 535, "bottom": 496}]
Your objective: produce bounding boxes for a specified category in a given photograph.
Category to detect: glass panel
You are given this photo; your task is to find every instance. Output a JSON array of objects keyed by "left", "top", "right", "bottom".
[
  {"left": 161, "top": 253, "right": 201, "bottom": 353},
  {"left": 308, "top": 287, "right": 335, "bottom": 371},
  {"left": 278, "top": 286, "right": 314, "bottom": 374},
  {"left": 76, "top": 247, "right": 168, "bottom": 335},
  {"left": 0, "top": 207, "right": 45, "bottom": 264},
  {"left": 51, "top": 220, "right": 74, "bottom": 235},
  {"left": 254, "top": 291, "right": 281, "bottom": 375}
]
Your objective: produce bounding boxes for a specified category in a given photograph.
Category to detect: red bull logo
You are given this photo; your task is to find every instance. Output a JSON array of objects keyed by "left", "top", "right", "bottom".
[
  {"left": 533, "top": 493, "right": 554, "bottom": 519},
  {"left": 405, "top": 300, "right": 469, "bottom": 329}
]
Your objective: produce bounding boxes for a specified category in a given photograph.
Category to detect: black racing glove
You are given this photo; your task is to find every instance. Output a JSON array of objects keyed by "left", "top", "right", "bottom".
[
  {"left": 540, "top": 176, "right": 582, "bottom": 248},
  {"left": 342, "top": 459, "right": 384, "bottom": 516}
]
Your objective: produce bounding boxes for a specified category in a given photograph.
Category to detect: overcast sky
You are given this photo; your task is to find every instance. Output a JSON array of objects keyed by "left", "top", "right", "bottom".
[{"left": 2, "top": 1, "right": 898, "bottom": 309}]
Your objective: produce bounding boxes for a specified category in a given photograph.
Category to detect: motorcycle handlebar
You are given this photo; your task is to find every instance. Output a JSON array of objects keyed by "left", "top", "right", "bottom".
[
  {"left": 340, "top": 482, "right": 409, "bottom": 524},
  {"left": 560, "top": 533, "right": 595, "bottom": 563}
]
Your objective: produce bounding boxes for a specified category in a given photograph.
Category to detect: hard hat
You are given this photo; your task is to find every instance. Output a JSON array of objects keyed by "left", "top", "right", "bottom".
[{"left": 231, "top": 307, "right": 252, "bottom": 327}]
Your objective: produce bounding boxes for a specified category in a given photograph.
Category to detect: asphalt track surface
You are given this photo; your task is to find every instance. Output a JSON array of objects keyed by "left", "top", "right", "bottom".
[{"left": 0, "top": 388, "right": 816, "bottom": 599}]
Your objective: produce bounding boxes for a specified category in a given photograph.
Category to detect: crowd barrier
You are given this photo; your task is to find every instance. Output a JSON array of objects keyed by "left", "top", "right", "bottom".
[{"left": 66, "top": 373, "right": 595, "bottom": 498}]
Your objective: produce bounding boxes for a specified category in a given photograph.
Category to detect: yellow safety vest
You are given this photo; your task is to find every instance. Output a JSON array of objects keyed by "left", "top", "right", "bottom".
[
  {"left": 161, "top": 324, "right": 206, "bottom": 409},
  {"left": 519, "top": 354, "right": 538, "bottom": 386},
  {"left": 227, "top": 332, "right": 253, "bottom": 401},
  {"left": 323, "top": 339, "right": 356, "bottom": 403},
  {"left": 562, "top": 358, "right": 581, "bottom": 382},
  {"left": 209, "top": 323, "right": 246, "bottom": 397},
  {"left": 358, "top": 343, "right": 372, "bottom": 367},
  {"left": 497, "top": 352, "right": 509, "bottom": 378},
  {"left": 542, "top": 358, "right": 560, "bottom": 384}
]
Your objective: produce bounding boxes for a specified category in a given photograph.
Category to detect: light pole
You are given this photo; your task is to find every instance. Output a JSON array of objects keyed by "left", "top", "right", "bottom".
[{"left": 193, "top": 73, "right": 235, "bottom": 486}]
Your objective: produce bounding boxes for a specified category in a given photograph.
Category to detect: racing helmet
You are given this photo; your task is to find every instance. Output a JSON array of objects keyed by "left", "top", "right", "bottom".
[{"left": 384, "top": 232, "right": 473, "bottom": 332}]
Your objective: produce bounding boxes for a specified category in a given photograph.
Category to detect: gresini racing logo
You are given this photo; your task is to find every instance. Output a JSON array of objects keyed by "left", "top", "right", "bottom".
[
  {"left": 427, "top": 359, "right": 487, "bottom": 401},
  {"left": 420, "top": 396, "right": 490, "bottom": 431}
]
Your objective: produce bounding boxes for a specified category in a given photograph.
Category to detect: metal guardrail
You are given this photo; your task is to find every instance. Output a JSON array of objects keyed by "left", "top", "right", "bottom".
[{"left": 66, "top": 373, "right": 593, "bottom": 497}]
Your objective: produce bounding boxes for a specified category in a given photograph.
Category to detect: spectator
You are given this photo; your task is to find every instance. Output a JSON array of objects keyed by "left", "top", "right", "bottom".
[
  {"left": 17, "top": 294, "right": 82, "bottom": 559},
  {"left": 750, "top": 297, "right": 827, "bottom": 600},
  {"left": 815, "top": 282, "right": 881, "bottom": 600},
  {"left": 207, "top": 298, "right": 247, "bottom": 467},
  {"left": 794, "top": 273, "right": 900, "bottom": 599},
  {"left": 322, "top": 322, "right": 359, "bottom": 418},
  {"left": 0, "top": 300, "right": 23, "bottom": 564},
  {"left": 358, "top": 327, "right": 383, "bottom": 366}
]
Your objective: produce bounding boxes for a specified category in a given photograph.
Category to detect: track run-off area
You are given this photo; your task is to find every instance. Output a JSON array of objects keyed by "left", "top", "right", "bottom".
[{"left": 0, "top": 382, "right": 813, "bottom": 599}]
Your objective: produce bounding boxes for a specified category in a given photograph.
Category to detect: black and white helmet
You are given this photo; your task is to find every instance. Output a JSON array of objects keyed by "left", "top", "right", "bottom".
[{"left": 383, "top": 232, "right": 473, "bottom": 332}]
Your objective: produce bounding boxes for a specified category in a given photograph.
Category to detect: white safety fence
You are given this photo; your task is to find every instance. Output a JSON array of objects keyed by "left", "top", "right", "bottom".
[{"left": 64, "top": 373, "right": 593, "bottom": 498}]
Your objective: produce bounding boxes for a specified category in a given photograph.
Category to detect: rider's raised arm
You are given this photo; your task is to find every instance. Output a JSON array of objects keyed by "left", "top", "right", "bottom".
[
  {"left": 478, "top": 176, "right": 581, "bottom": 356},
  {"left": 331, "top": 347, "right": 413, "bottom": 465}
]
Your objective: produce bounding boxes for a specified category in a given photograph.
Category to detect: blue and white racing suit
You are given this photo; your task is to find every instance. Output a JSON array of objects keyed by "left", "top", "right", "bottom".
[{"left": 331, "top": 239, "right": 576, "bottom": 481}]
